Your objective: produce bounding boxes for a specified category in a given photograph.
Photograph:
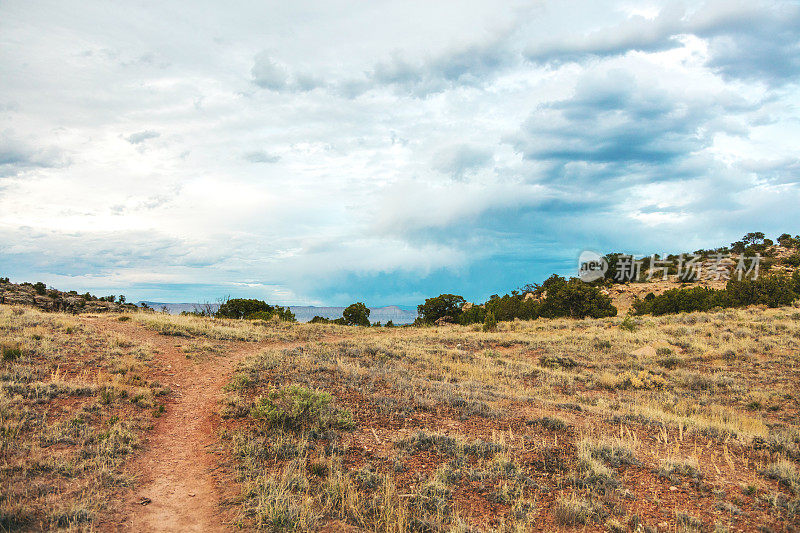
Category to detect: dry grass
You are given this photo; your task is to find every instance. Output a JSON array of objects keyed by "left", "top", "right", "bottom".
[
  {"left": 217, "top": 305, "right": 800, "bottom": 530},
  {"left": 5, "top": 302, "right": 800, "bottom": 530},
  {"left": 131, "top": 312, "right": 310, "bottom": 342},
  {"left": 0, "top": 305, "right": 162, "bottom": 530}
]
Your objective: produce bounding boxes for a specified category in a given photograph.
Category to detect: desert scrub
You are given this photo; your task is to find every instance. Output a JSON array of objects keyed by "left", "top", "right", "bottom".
[
  {"left": 527, "top": 416, "right": 567, "bottom": 431},
  {"left": 1, "top": 341, "right": 24, "bottom": 362},
  {"left": 244, "top": 459, "right": 319, "bottom": 530},
  {"left": 554, "top": 496, "right": 605, "bottom": 525},
  {"left": 596, "top": 369, "right": 666, "bottom": 390},
  {"left": 395, "top": 431, "right": 504, "bottom": 459},
  {"left": 768, "top": 426, "right": 800, "bottom": 460},
  {"left": 658, "top": 457, "right": 702, "bottom": 482},
  {"left": 763, "top": 459, "right": 799, "bottom": 492},
  {"left": 579, "top": 436, "right": 638, "bottom": 467},
  {"left": 675, "top": 511, "right": 703, "bottom": 532},
  {"left": 539, "top": 354, "right": 579, "bottom": 370},
  {"left": 215, "top": 305, "right": 800, "bottom": 530},
  {"left": 620, "top": 397, "right": 768, "bottom": 441},
  {"left": 250, "top": 385, "right": 354, "bottom": 433},
  {"left": 619, "top": 316, "right": 638, "bottom": 332},
  {"left": 0, "top": 305, "right": 159, "bottom": 529}
]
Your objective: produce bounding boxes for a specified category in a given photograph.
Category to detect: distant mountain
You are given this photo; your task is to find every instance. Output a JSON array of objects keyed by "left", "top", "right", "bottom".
[
  {"left": 138, "top": 302, "right": 418, "bottom": 324},
  {"left": 291, "top": 305, "right": 417, "bottom": 324},
  {"left": 139, "top": 302, "right": 215, "bottom": 315}
]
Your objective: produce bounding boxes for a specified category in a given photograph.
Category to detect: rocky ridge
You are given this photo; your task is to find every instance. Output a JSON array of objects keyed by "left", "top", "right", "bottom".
[{"left": 0, "top": 280, "right": 137, "bottom": 314}]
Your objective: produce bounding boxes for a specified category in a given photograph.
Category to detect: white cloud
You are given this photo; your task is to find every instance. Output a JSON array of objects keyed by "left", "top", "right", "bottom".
[
  {"left": 126, "top": 130, "right": 160, "bottom": 144},
  {"left": 0, "top": 0, "right": 798, "bottom": 304},
  {"left": 251, "top": 53, "right": 288, "bottom": 90}
]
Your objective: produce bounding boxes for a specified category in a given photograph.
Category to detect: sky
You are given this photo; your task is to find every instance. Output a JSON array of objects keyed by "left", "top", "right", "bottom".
[{"left": 1, "top": 1, "right": 799, "bottom": 306}]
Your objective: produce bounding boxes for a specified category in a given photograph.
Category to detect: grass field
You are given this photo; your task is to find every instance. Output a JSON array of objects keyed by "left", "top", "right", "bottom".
[
  {"left": 2, "top": 305, "right": 799, "bottom": 531},
  {"left": 220, "top": 307, "right": 800, "bottom": 531},
  {"left": 0, "top": 306, "right": 166, "bottom": 530}
]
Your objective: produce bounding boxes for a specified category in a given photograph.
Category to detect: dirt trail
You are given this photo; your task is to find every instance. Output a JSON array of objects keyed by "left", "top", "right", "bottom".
[{"left": 88, "top": 318, "right": 282, "bottom": 532}]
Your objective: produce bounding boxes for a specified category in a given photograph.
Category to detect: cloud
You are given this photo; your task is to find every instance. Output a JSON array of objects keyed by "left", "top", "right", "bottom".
[
  {"left": 243, "top": 150, "right": 281, "bottom": 163},
  {"left": 0, "top": 131, "right": 68, "bottom": 177},
  {"left": 369, "top": 40, "right": 514, "bottom": 96},
  {"left": 689, "top": 1, "right": 800, "bottom": 83},
  {"left": 510, "top": 68, "right": 752, "bottom": 172},
  {"left": 251, "top": 52, "right": 288, "bottom": 90},
  {"left": 126, "top": 130, "right": 160, "bottom": 144},
  {"left": 431, "top": 144, "right": 493, "bottom": 179},
  {"left": 1, "top": 0, "right": 798, "bottom": 306},
  {"left": 524, "top": 1, "right": 800, "bottom": 86},
  {"left": 524, "top": 4, "right": 686, "bottom": 64},
  {"left": 371, "top": 179, "right": 551, "bottom": 235},
  {"left": 292, "top": 72, "right": 325, "bottom": 92},
  {"left": 738, "top": 157, "right": 800, "bottom": 185},
  {"left": 251, "top": 52, "right": 327, "bottom": 93}
]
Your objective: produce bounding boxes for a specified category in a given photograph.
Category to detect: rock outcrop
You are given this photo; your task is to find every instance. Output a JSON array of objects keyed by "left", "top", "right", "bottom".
[{"left": 0, "top": 280, "right": 136, "bottom": 314}]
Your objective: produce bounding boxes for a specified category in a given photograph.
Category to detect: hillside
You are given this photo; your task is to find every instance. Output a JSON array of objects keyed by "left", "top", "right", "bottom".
[
  {"left": 599, "top": 243, "right": 798, "bottom": 314},
  {"left": 0, "top": 279, "right": 134, "bottom": 314}
]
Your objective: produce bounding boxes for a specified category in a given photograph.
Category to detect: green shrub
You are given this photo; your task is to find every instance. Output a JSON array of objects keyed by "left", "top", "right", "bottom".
[
  {"left": 619, "top": 316, "right": 637, "bottom": 331},
  {"left": 482, "top": 293, "right": 539, "bottom": 322},
  {"left": 216, "top": 298, "right": 296, "bottom": 322},
  {"left": 539, "top": 277, "right": 617, "bottom": 319},
  {"left": 459, "top": 304, "right": 487, "bottom": 325},
  {"left": 1, "top": 343, "right": 23, "bottom": 362},
  {"left": 777, "top": 233, "right": 797, "bottom": 248},
  {"left": 342, "top": 302, "right": 370, "bottom": 327},
  {"left": 247, "top": 310, "right": 279, "bottom": 321},
  {"left": 250, "top": 386, "right": 354, "bottom": 432},
  {"left": 417, "top": 294, "right": 466, "bottom": 324},
  {"left": 456, "top": 276, "right": 616, "bottom": 326},
  {"left": 632, "top": 286, "right": 725, "bottom": 315},
  {"left": 726, "top": 275, "right": 797, "bottom": 308},
  {"left": 784, "top": 253, "right": 800, "bottom": 267},
  {"left": 632, "top": 274, "right": 798, "bottom": 316},
  {"left": 483, "top": 311, "right": 497, "bottom": 332}
]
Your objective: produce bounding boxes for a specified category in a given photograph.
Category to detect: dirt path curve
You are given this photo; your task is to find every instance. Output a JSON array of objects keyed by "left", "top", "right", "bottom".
[{"left": 88, "top": 318, "right": 292, "bottom": 532}]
